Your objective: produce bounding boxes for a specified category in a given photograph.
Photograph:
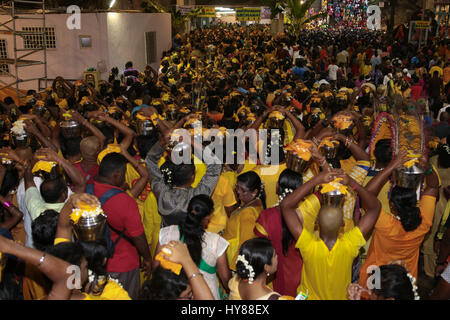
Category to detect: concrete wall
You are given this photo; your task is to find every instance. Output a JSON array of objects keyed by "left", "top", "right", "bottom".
[
  {"left": 106, "top": 12, "right": 172, "bottom": 75},
  {"left": 0, "top": 12, "right": 171, "bottom": 91}
]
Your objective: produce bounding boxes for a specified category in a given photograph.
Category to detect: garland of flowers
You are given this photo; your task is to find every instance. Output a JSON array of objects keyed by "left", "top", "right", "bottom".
[
  {"left": 161, "top": 167, "right": 173, "bottom": 186},
  {"left": 275, "top": 188, "right": 294, "bottom": 206},
  {"left": 236, "top": 254, "right": 255, "bottom": 284},
  {"left": 406, "top": 272, "right": 420, "bottom": 300}
]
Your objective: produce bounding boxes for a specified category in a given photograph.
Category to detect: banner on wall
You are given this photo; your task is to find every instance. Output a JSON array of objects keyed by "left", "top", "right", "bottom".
[
  {"left": 236, "top": 7, "right": 261, "bottom": 21},
  {"left": 198, "top": 7, "right": 216, "bottom": 18},
  {"left": 177, "top": 5, "right": 195, "bottom": 16}
]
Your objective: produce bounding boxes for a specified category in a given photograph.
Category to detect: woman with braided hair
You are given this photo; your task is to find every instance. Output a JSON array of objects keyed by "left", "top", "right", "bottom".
[{"left": 153, "top": 195, "right": 231, "bottom": 300}]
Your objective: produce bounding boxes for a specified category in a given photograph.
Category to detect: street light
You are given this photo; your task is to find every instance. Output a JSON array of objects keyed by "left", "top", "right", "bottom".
[{"left": 109, "top": 0, "right": 116, "bottom": 9}]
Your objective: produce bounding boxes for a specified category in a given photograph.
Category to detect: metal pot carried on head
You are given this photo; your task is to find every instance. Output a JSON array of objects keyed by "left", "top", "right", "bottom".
[
  {"left": 60, "top": 120, "right": 81, "bottom": 139},
  {"left": 266, "top": 111, "right": 285, "bottom": 130},
  {"left": 136, "top": 118, "right": 155, "bottom": 136},
  {"left": 322, "top": 190, "right": 346, "bottom": 208},
  {"left": 320, "top": 139, "right": 340, "bottom": 160},
  {"left": 286, "top": 152, "right": 310, "bottom": 174},
  {"left": 72, "top": 214, "right": 107, "bottom": 242},
  {"left": 166, "top": 105, "right": 178, "bottom": 122},
  {"left": 10, "top": 131, "right": 30, "bottom": 148},
  {"left": 392, "top": 164, "right": 424, "bottom": 189}
]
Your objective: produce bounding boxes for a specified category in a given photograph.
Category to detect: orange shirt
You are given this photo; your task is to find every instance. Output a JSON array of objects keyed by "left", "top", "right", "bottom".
[{"left": 359, "top": 195, "right": 436, "bottom": 287}]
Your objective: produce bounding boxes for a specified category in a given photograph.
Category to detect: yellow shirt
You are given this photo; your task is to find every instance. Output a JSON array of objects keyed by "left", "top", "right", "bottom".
[
  {"left": 296, "top": 227, "right": 366, "bottom": 300},
  {"left": 253, "top": 163, "right": 287, "bottom": 209},
  {"left": 223, "top": 205, "right": 263, "bottom": 270},
  {"left": 125, "top": 162, "right": 152, "bottom": 216},
  {"left": 222, "top": 160, "right": 257, "bottom": 190},
  {"left": 83, "top": 279, "right": 131, "bottom": 300},
  {"left": 142, "top": 191, "right": 161, "bottom": 260},
  {"left": 207, "top": 174, "right": 237, "bottom": 234}
]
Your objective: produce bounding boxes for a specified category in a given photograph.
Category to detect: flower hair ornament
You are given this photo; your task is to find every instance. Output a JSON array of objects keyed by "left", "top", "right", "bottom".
[
  {"left": 276, "top": 188, "right": 294, "bottom": 206},
  {"left": 406, "top": 272, "right": 420, "bottom": 300},
  {"left": 161, "top": 167, "right": 173, "bottom": 186},
  {"left": 236, "top": 254, "right": 255, "bottom": 284}
]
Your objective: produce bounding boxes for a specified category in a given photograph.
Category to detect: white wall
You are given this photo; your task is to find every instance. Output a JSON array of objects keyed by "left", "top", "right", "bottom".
[
  {"left": 0, "top": 12, "right": 172, "bottom": 91},
  {"left": 106, "top": 12, "right": 172, "bottom": 75}
]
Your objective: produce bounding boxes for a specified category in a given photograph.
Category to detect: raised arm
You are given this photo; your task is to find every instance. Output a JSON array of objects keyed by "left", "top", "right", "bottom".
[
  {"left": 0, "top": 234, "right": 73, "bottom": 300},
  {"left": 277, "top": 105, "right": 306, "bottom": 140},
  {"left": 365, "top": 150, "right": 408, "bottom": 196},
  {"left": 120, "top": 148, "right": 149, "bottom": 198},
  {"left": 334, "top": 133, "right": 370, "bottom": 161},
  {"left": 92, "top": 111, "right": 136, "bottom": 151},
  {"left": 23, "top": 120, "right": 58, "bottom": 152},
  {"left": 35, "top": 148, "right": 86, "bottom": 194},
  {"left": 161, "top": 241, "right": 215, "bottom": 300},
  {"left": 68, "top": 110, "right": 106, "bottom": 149},
  {"left": 280, "top": 170, "right": 336, "bottom": 241}
]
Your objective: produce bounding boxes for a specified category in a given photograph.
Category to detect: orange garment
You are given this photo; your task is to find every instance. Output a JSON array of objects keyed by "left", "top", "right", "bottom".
[
  {"left": 206, "top": 112, "right": 224, "bottom": 122},
  {"left": 359, "top": 195, "right": 436, "bottom": 287}
]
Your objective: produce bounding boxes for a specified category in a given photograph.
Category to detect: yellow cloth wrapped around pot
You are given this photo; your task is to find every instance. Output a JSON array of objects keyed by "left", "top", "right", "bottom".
[
  {"left": 269, "top": 111, "right": 285, "bottom": 120},
  {"left": 97, "top": 144, "right": 121, "bottom": 165},
  {"left": 32, "top": 160, "right": 56, "bottom": 174},
  {"left": 320, "top": 178, "right": 348, "bottom": 195},
  {"left": 285, "top": 139, "right": 313, "bottom": 161}
]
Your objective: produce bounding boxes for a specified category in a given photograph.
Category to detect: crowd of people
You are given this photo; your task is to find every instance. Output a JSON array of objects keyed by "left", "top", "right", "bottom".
[{"left": 0, "top": 23, "right": 449, "bottom": 300}]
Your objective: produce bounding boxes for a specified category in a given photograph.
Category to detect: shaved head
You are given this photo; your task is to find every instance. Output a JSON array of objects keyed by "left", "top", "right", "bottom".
[
  {"left": 80, "top": 136, "right": 101, "bottom": 159},
  {"left": 318, "top": 206, "right": 344, "bottom": 235}
]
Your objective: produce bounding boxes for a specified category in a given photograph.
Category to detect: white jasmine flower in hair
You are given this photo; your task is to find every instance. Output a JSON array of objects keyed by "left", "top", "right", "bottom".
[{"left": 237, "top": 254, "right": 255, "bottom": 284}]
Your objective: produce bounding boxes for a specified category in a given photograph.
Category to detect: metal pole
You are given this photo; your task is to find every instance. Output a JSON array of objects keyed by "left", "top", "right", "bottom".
[
  {"left": 12, "top": 0, "right": 19, "bottom": 99},
  {"left": 42, "top": 0, "right": 47, "bottom": 90}
]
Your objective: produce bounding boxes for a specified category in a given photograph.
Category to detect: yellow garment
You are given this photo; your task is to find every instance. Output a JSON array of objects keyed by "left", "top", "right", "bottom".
[
  {"left": 296, "top": 227, "right": 366, "bottom": 300},
  {"left": 207, "top": 174, "right": 237, "bottom": 234},
  {"left": 253, "top": 163, "right": 287, "bottom": 209},
  {"left": 297, "top": 194, "right": 321, "bottom": 232},
  {"left": 54, "top": 237, "right": 70, "bottom": 245},
  {"left": 223, "top": 205, "right": 263, "bottom": 270},
  {"left": 125, "top": 162, "right": 152, "bottom": 213},
  {"left": 283, "top": 119, "right": 294, "bottom": 145},
  {"left": 22, "top": 263, "right": 49, "bottom": 300},
  {"left": 228, "top": 275, "right": 293, "bottom": 300},
  {"left": 340, "top": 157, "right": 357, "bottom": 174},
  {"left": 142, "top": 191, "right": 161, "bottom": 260},
  {"left": 83, "top": 280, "right": 131, "bottom": 300}
]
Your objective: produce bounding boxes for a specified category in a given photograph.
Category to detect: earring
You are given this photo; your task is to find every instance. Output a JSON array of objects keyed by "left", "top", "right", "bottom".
[{"left": 267, "top": 273, "right": 270, "bottom": 277}]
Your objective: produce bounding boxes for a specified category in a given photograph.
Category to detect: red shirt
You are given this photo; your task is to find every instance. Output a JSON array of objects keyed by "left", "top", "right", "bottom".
[
  {"left": 410, "top": 85, "right": 423, "bottom": 100},
  {"left": 74, "top": 162, "right": 99, "bottom": 185},
  {"left": 92, "top": 181, "right": 144, "bottom": 273}
]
